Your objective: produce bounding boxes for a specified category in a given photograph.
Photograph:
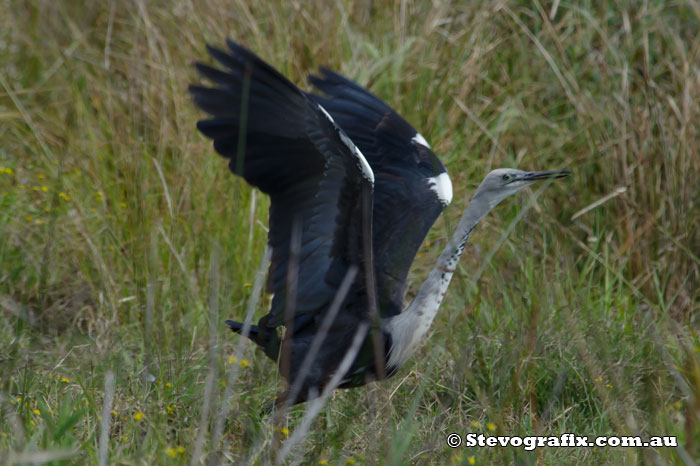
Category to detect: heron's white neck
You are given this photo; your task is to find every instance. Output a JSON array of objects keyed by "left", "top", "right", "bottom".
[{"left": 385, "top": 193, "right": 493, "bottom": 369}]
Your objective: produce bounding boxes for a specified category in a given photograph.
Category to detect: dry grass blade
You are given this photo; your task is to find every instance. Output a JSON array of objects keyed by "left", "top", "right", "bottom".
[
  {"left": 4, "top": 449, "right": 79, "bottom": 464},
  {"left": 190, "top": 245, "right": 221, "bottom": 466},
  {"left": 152, "top": 157, "right": 174, "bottom": 220},
  {"left": 571, "top": 186, "right": 627, "bottom": 221},
  {"left": 98, "top": 371, "right": 115, "bottom": 466},
  {"left": 279, "top": 217, "right": 302, "bottom": 386}
]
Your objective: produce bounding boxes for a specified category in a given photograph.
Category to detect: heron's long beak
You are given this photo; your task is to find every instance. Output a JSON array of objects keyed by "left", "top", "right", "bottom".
[{"left": 520, "top": 170, "right": 571, "bottom": 182}]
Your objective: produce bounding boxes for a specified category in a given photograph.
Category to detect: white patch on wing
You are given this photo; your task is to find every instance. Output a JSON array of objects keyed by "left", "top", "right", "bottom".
[
  {"left": 317, "top": 103, "right": 336, "bottom": 124},
  {"left": 427, "top": 172, "right": 453, "bottom": 206},
  {"left": 411, "top": 133, "right": 431, "bottom": 149},
  {"left": 317, "top": 103, "right": 375, "bottom": 184},
  {"left": 339, "top": 131, "right": 375, "bottom": 183}
]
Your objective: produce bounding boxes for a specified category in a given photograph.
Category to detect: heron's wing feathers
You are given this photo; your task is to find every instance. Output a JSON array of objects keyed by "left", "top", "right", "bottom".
[
  {"left": 308, "top": 68, "right": 449, "bottom": 317},
  {"left": 191, "top": 41, "right": 374, "bottom": 328}
]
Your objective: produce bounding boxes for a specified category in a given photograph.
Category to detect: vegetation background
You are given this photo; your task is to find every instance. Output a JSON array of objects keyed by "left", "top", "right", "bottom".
[{"left": 1, "top": 0, "right": 698, "bottom": 464}]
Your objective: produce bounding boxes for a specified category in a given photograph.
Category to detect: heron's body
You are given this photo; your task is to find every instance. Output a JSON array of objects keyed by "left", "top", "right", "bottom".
[{"left": 190, "top": 40, "right": 569, "bottom": 407}]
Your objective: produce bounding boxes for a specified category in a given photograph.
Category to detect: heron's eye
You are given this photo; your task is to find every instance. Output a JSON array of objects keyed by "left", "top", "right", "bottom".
[{"left": 502, "top": 174, "right": 511, "bottom": 182}]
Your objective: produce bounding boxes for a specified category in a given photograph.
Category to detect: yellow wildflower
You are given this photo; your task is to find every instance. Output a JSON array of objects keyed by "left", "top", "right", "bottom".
[
  {"left": 35, "top": 219, "right": 43, "bottom": 225},
  {"left": 594, "top": 377, "right": 603, "bottom": 383},
  {"left": 25, "top": 216, "right": 33, "bottom": 222},
  {"left": 33, "top": 409, "right": 40, "bottom": 415},
  {"left": 468, "top": 456, "right": 476, "bottom": 465},
  {"left": 38, "top": 173, "right": 45, "bottom": 179},
  {"left": 281, "top": 427, "right": 290, "bottom": 436},
  {"left": 346, "top": 457, "right": 356, "bottom": 464},
  {"left": 239, "top": 359, "right": 250, "bottom": 368},
  {"left": 606, "top": 384, "right": 613, "bottom": 389},
  {"left": 165, "top": 382, "right": 172, "bottom": 388},
  {"left": 59, "top": 192, "right": 71, "bottom": 201},
  {"left": 111, "top": 410, "right": 117, "bottom": 416},
  {"left": 120, "top": 202, "right": 127, "bottom": 208},
  {"left": 165, "top": 447, "right": 177, "bottom": 458},
  {"left": 166, "top": 405, "right": 174, "bottom": 414},
  {"left": 30, "top": 420, "right": 35, "bottom": 426},
  {"left": 61, "top": 377, "right": 70, "bottom": 383},
  {"left": 673, "top": 401, "right": 682, "bottom": 409},
  {"left": 486, "top": 422, "right": 496, "bottom": 432},
  {"left": 319, "top": 460, "right": 328, "bottom": 465},
  {"left": 176, "top": 446, "right": 185, "bottom": 454},
  {"left": 228, "top": 356, "right": 237, "bottom": 364},
  {"left": 41, "top": 186, "right": 48, "bottom": 192},
  {"left": 133, "top": 412, "right": 144, "bottom": 421},
  {"left": 470, "top": 420, "right": 479, "bottom": 428}
]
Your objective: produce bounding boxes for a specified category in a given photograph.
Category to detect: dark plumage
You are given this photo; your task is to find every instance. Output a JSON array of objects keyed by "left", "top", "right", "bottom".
[
  {"left": 190, "top": 40, "right": 449, "bottom": 406},
  {"left": 190, "top": 40, "right": 569, "bottom": 408}
]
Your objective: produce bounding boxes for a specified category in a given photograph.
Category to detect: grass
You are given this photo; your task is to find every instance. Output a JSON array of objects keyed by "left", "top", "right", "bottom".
[{"left": 1, "top": 0, "right": 699, "bottom": 464}]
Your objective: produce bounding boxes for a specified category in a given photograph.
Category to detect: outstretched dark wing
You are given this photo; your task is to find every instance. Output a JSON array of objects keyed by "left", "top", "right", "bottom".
[
  {"left": 190, "top": 41, "right": 375, "bottom": 328},
  {"left": 307, "top": 68, "right": 452, "bottom": 318}
]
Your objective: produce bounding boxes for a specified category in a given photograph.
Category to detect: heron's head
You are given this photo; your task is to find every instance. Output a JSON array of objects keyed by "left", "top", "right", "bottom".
[{"left": 475, "top": 168, "right": 570, "bottom": 208}]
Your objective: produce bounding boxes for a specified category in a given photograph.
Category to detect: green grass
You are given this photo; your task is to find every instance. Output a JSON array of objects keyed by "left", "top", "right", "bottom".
[{"left": 1, "top": 0, "right": 699, "bottom": 464}]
